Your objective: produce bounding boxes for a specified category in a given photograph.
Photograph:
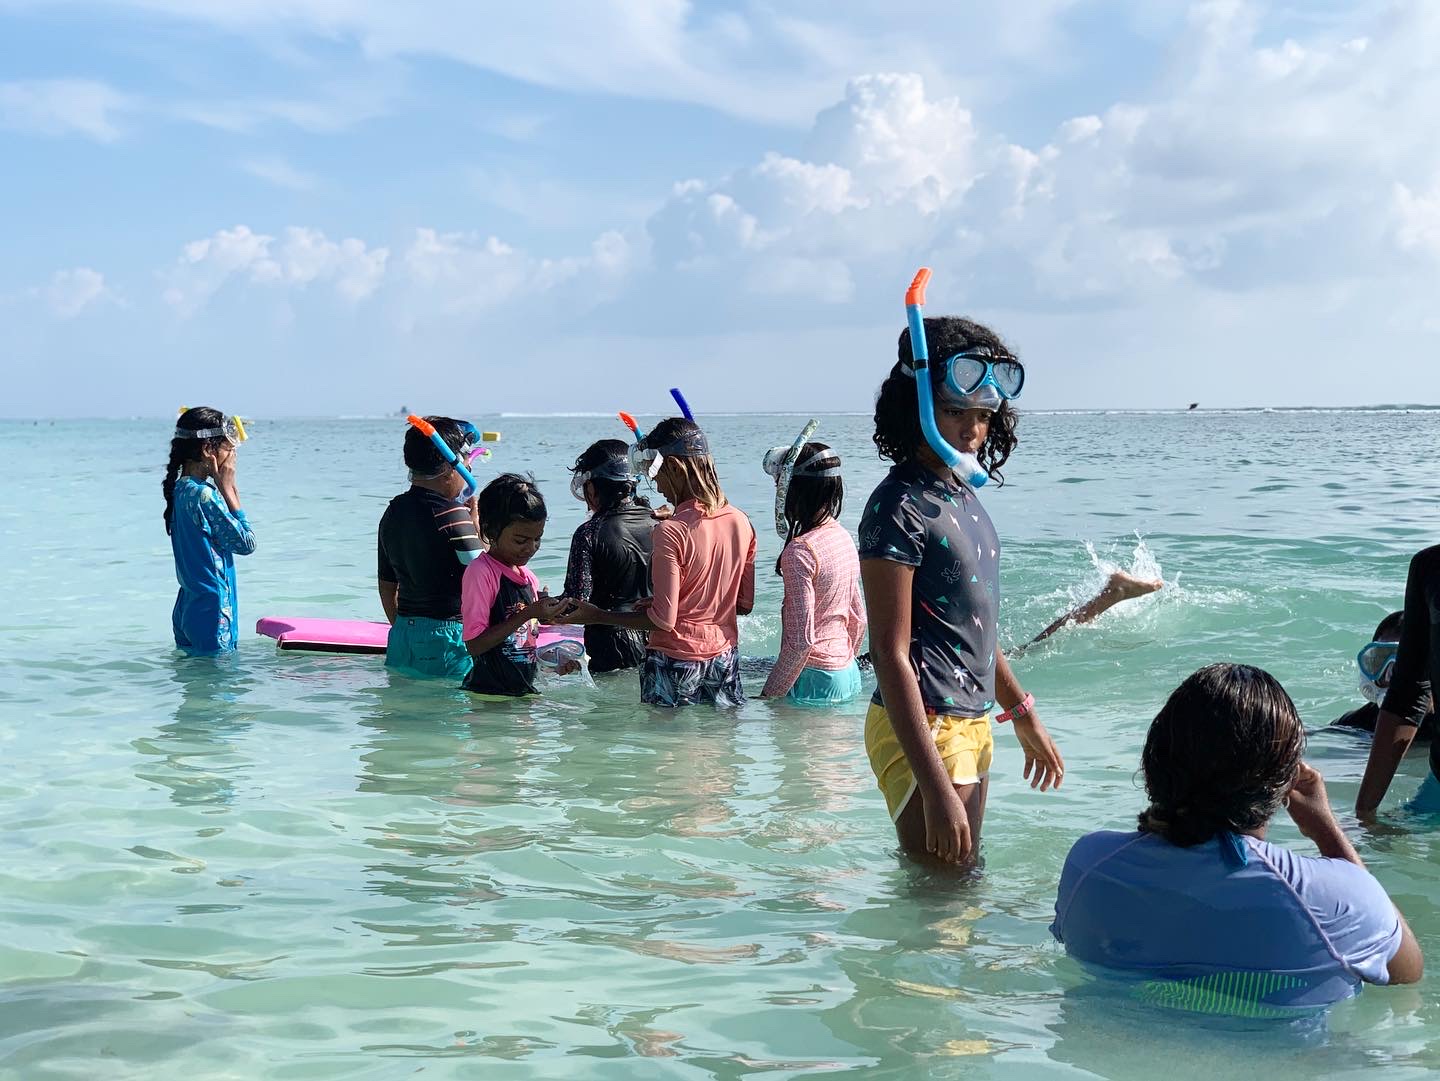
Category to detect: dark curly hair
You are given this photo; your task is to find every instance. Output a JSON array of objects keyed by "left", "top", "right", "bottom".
[
  {"left": 872, "top": 316, "right": 1019, "bottom": 484},
  {"left": 1137, "top": 663, "right": 1305, "bottom": 847},
  {"left": 477, "top": 472, "right": 547, "bottom": 544}
]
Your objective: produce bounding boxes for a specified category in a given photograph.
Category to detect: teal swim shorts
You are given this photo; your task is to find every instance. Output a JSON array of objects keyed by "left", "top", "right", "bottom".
[
  {"left": 788, "top": 660, "right": 863, "bottom": 706},
  {"left": 385, "top": 616, "right": 473, "bottom": 680}
]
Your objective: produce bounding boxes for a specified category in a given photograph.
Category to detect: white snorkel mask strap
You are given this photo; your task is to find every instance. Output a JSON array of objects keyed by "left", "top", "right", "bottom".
[
  {"left": 174, "top": 410, "right": 248, "bottom": 446},
  {"left": 763, "top": 419, "right": 818, "bottom": 540}
]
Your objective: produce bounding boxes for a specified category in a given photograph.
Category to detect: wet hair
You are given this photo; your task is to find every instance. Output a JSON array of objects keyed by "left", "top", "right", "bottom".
[
  {"left": 163, "top": 406, "right": 228, "bottom": 536},
  {"left": 776, "top": 442, "right": 843, "bottom": 575},
  {"left": 1137, "top": 663, "right": 1305, "bottom": 847},
  {"left": 646, "top": 417, "right": 726, "bottom": 513},
  {"left": 872, "top": 317, "right": 1019, "bottom": 484},
  {"left": 477, "top": 472, "right": 546, "bottom": 544},
  {"left": 571, "top": 438, "right": 649, "bottom": 513},
  {"left": 404, "top": 416, "right": 468, "bottom": 475},
  {"left": 1374, "top": 611, "right": 1404, "bottom": 642}
]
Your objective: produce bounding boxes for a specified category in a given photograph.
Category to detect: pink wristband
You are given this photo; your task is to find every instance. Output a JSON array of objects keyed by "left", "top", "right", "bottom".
[{"left": 995, "top": 692, "right": 1034, "bottom": 724}]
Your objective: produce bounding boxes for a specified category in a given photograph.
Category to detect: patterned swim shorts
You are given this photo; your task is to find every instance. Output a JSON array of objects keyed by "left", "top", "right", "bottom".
[{"left": 640, "top": 646, "right": 744, "bottom": 708}]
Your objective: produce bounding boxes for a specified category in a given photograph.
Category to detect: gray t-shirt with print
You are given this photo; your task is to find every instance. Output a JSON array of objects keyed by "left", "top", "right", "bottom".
[{"left": 858, "top": 461, "right": 1000, "bottom": 716}]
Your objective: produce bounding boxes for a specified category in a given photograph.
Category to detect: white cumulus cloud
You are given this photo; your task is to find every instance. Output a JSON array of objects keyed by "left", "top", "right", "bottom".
[{"left": 162, "top": 225, "right": 388, "bottom": 314}]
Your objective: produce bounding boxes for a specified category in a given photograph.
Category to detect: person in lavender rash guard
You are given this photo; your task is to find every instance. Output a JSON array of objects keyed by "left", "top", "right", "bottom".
[{"left": 1053, "top": 663, "right": 1422, "bottom": 1015}]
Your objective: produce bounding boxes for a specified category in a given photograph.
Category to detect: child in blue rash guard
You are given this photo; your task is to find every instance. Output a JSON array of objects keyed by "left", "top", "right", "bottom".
[
  {"left": 163, "top": 407, "right": 257, "bottom": 656},
  {"left": 378, "top": 417, "right": 485, "bottom": 678},
  {"left": 1054, "top": 664, "right": 1422, "bottom": 1013}
]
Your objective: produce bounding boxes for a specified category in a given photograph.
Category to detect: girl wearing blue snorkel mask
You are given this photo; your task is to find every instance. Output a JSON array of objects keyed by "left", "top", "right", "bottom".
[{"left": 859, "top": 303, "right": 1064, "bottom": 867}]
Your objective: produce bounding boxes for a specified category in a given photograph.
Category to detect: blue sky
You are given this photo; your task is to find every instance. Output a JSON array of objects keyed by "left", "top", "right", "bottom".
[{"left": 3, "top": 0, "right": 1439, "bottom": 417}]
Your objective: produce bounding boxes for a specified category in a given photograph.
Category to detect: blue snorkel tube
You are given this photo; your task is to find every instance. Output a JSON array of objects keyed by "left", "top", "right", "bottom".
[
  {"left": 669, "top": 388, "right": 695, "bottom": 422},
  {"left": 905, "top": 268, "right": 989, "bottom": 489},
  {"left": 406, "top": 414, "right": 479, "bottom": 501}
]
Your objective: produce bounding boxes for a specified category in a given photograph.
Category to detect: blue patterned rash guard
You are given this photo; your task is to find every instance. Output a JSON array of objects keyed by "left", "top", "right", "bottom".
[
  {"left": 170, "top": 476, "right": 257, "bottom": 655},
  {"left": 858, "top": 461, "right": 1000, "bottom": 716}
]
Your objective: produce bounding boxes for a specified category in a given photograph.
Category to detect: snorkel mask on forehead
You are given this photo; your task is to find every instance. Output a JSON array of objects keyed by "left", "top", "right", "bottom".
[
  {"left": 174, "top": 409, "right": 248, "bottom": 446},
  {"left": 570, "top": 453, "right": 639, "bottom": 502},
  {"left": 626, "top": 426, "right": 711, "bottom": 482},
  {"left": 901, "top": 268, "right": 1024, "bottom": 488},
  {"left": 762, "top": 420, "right": 841, "bottom": 539},
  {"left": 1357, "top": 641, "right": 1399, "bottom": 706},
  {"left": 406, "top": 414, "right": 479, "bottom": 501}
]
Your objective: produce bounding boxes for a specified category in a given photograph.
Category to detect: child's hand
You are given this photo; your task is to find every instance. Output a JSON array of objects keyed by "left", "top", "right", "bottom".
[
  {"left": 528, "top": 596, "right": 569, "bottom": 624},
  {"left": 651, "top": 504, "right": 674, "bottom": 521}
]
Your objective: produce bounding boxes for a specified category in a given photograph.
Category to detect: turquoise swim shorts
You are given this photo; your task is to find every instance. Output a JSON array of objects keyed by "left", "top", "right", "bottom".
[
  {"left": 789, "top": 660, "right": 863, "bottom": 706},
  {"left": 386, "top": 616, "right": 473, "bottom": 680}
]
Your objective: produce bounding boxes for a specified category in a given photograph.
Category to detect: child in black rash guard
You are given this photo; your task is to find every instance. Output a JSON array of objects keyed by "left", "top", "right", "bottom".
[{"left": 563, "top": 439, "right": 656, "bottom": 674}]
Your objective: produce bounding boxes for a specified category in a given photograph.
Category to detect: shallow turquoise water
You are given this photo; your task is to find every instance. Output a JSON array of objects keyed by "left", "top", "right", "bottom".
[{"left": 1, "top": 411, "right": 1438, "bottom": 1079}]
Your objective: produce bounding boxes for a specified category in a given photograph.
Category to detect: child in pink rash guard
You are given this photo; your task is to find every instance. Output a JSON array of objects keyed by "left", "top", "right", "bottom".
[{"left": 759, "top": 440, "right": 865, "bottom": 704}]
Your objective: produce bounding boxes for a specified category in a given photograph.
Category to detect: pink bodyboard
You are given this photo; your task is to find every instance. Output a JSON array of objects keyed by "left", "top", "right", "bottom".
[
  {"left": 256, "top": 616, "right": 390, "bottom": 654},
  {"left": 257, "top": 616, "right": 583, "bottom": 657}
]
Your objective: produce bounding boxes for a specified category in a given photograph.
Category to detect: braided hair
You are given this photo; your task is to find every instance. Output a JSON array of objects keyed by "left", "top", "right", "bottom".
[{"left": 163, "top": 407, "right": 227, "bottom": 535}]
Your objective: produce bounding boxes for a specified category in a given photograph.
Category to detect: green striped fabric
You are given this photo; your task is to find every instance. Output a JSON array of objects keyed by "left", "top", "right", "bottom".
[{"left": 1135, "top": 971, "right": 1310, "bottom": 1019}]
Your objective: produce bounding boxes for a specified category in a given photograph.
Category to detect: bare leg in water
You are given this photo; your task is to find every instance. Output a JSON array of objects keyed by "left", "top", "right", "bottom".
[
  {"left": 858, "top": 571, "right": 1161, "bottom": 669},
  {"left": 1013, "top": 570, "right": 1162, "bottom": 655}
]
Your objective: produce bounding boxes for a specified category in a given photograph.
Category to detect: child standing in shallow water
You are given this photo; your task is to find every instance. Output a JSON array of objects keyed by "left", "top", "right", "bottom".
[
  {"left": 563, "top": 438, "right": 655, "bottom": 674},
  {"left": 861, "top": 315, "right": 1063, "bottom": 865},
  {"left": 163, "top": 407, "right": 257, "bottom": 656},
  {"left": 462, "top": 474, "right": 570, "bottom": 699},
  {"left": 759, "top": 437, "right": 866, "bottom": 704},
  {"left": 565, "top": 417, "right": 756, "bottom": 707}
]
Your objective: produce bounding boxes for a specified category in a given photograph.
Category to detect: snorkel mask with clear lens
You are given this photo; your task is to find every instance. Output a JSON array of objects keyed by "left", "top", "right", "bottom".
[
  {"left": 936, "top": 353, "right": 1025, "bottom": 411},
  {"left": 570, "top": 453, "right": 639, "bottom": 502},
  {"left": 174, "top": 411, "right": 247, "bottom": 446},
  {"left": 1357, "top": 641, "right": 1399, "bottom": 706},
  {"left": 762, "top": 419, "right": 820, "bottom": 539},
  {"left": 628, "top": 426, "right": 710, "bottom": 484}
]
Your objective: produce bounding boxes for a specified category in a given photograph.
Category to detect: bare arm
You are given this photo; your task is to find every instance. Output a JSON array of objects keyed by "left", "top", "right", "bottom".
[
  {"left": 1289, "top": 764, "right": 1423, "bottom": 984},
  {"left": 736, "top": 523, "right": 757, "bottom": 617},
  {"left": 993, "top": 648, "right": 1064, "bottom": 790},
  {"left": 1355, "top": 709, "right": 1419, "bottom": 817},
  {"left": 378, "top": 580, "right": 399, "bottom": 623},
  {"left": 862, "top": 557, "right": 972, "bottom": 863},
  {"left": 465, "top": 595, "right": 566, "bottom": 658}
]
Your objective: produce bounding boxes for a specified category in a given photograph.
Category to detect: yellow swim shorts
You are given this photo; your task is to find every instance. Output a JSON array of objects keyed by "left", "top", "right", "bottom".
[{"left": 864, "top": 702, "right": 994, "bottom": 820}]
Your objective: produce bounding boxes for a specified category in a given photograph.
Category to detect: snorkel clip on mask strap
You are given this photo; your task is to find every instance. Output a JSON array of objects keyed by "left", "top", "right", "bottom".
[{"left": 904, "top": 268, "right": 988, "bottom": 489}]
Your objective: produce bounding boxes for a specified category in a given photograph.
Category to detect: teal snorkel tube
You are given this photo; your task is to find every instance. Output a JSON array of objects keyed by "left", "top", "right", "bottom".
[
  {"left": 905, "top": 268, "right": 989, "bottom": 489},
  {"left": 406, "top": 414, "right": 479, "bottom": 501}
]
